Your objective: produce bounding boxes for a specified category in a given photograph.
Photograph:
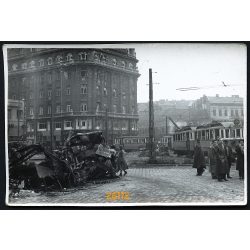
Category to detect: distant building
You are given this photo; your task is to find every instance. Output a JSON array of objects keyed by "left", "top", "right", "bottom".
[
  {"left": 8, "top": 99, "right": 25, "bottom": 141},
  {"left": 7, "top": 48, "right": 140, "bottom": 146},
  {"left": 192, "top": 94, "right": 244, "bottom": 122}
]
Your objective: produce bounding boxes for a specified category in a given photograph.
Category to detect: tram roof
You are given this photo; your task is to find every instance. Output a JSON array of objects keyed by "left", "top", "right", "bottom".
[{"left": 196, "top": 121, "right": 235, "bottom": 129}]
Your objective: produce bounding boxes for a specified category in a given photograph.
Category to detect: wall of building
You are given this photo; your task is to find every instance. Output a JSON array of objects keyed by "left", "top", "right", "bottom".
[{"left": 7, "top": 48, "right": 140, "bottom": 145}]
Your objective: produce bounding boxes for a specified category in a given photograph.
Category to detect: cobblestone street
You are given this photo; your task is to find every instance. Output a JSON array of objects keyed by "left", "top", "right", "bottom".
[{"left": 9, "top": 164, "right": 245, "bottom": 206}]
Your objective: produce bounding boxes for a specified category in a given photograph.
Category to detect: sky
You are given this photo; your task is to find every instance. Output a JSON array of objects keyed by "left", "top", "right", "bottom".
[{"left": 133, "top": 43, "right": 247, "bottom": 103}]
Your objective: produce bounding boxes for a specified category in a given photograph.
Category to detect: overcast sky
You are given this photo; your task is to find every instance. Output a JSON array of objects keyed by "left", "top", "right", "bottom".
[{"left": 134, "top": 43, "right": 246, "bottom": 103}]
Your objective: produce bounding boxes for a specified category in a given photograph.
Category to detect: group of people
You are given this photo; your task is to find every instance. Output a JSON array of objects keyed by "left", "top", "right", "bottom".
[{"left": 193, "top": 139, "right": 244, "bottom": 181}]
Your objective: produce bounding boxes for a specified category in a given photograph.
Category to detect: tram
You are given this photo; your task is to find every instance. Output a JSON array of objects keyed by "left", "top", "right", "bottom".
[
  {"left": 114, "top": 136, "right": 149, "bottom": 151},
  {"left": 172, "top": 121, "right": 244, "bottom": 155}
]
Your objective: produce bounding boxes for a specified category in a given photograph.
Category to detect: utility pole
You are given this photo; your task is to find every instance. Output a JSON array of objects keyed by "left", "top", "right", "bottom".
[
  {"left": 149, "top": 68, "right": 156, "bottom": 162},
  {"left": 105, "top": 107, "right": 108, "bottom": 143}
]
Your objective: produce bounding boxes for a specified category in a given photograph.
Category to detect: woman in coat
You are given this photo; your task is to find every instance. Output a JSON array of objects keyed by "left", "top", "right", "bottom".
[
  {"left": 209, "top": 140, "right": 218, "bottom": 179},
  {"left": 216, "top": 139, "right": 228, "bottom": 182},
  {"left": 117, "top": 146, "right": 128, "bottom": 176}
]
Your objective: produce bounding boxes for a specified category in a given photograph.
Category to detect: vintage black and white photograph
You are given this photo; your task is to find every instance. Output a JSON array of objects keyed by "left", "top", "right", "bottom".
[{"left": 4, "top": 43, "right": 247, "bottom": 206}]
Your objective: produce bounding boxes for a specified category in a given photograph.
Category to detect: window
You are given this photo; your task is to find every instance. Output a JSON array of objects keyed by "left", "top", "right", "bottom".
[
  {"left": 113, "top": 104, "right": 117, "bottom": 113},
  {"left": 225, "top": 129, "right": 229, "bottom": 138},
  {"left": 231, "top": 109, "right": 234, "bottom": 116},
  {"left": 29, "top": 92, "right": 33, "bottom": 99},
  {"left": 47, "top": 57, "right": 53, "bottom": 65},
  {"left": 12, "top": 95, "right": 16, "bottom": 100},
  {"left": 65, "top": 121, "right": 72, "bottom": 128},
  {"left": 113, "top": 89, "right": 117, "bottom": 97},
  {"left": 12, "top": 64, "right": 18, "bottom": 71},
  {"left": 66, "top": 87, "right": 71, "bottom": 95},
  {"left": 56, "top": 71, "right": 60, "bottom": 80},
  {"left": 66, "top": 105, "right": 72, "bottom": 112},
  {"left": 8, "top": 109, "right": 11, "bottom": 119},
  {"left": 38, "top": 123, "right": 47, "bottom": 130},
  {"left": 121, "top": 61, "right": 125, "bottom": 68},
  {"left": 39, "top": 90, "right": 44, "bottom": 98},
  {"left": 96, "top": 103, "right": 101, "bottom": 112},
  {"left": 213, "top": 109, "right": 216, "bottom": 116},
  {"left": 241, "top": 109, "right": 244, "bottom": 116},
  {"left": 122, "top": 106, "right": 126, "bottom": 114},
  {"left": 66, "top": 53, "right": 73, "bottom": 61},
  {"left": 29, "top": 108, "right": 34, "bottom": 115},
  {"left": 122, "top": 92, "right": 126, "bottom": 99},
  {"left": 22, "top": 63, "right": 27, "bottom": 69},
  {"left": 47, "top": 105, "right": 51, "bottom": 114},
  {"left": 221, "top": 130, "right": 224, "bottom": 138},
  {"left": 29, "top": 61, "right": 35, "bottom": 68},
  {"left": 39, "top": 59, "right": 44, "bottom": 67},
  {"left": 131, "top": 106, "right": 135, "bottom": 114},
  {"left": 235, "top": 110, "right": 239, "bottom": 116},
  {"left": 48, "top": 72, "right": 52, "bottom": 82},
  {"left": 56, "top": 89, "right": 61, "bottom": 96},
  {"left": 56, "top": 105, "right": 61, "bottom": 113},
  {"left": 96, "top": 86, "right": 100, "bottom": 95},
  {"left": 112, "top": 58, "right": 117, "bottom": 65},
  {"left": 78, "top": 120, "right": 86, "bottom": 127},
  {"left": 55, "top": 122, "right": 61, "bottom": 129},
  {"left": 103, "top": 88, "right": 107, "bottom": 96},
  {"left": 81, "top": 85, "right": 87, "bottom": 94},
  {"left": 56, "top": 55, "right": 63, "bottom": 63},
  {"left": 80, "top": 70, "right": 87, "bottom": 79},
  {"left": 236, "top": 129, "right": 241, "bottom": 138},
  {"left": 219, "top": 109, "right": 222, "bottom": 116},
  {"left": 79, "top": 52, "right": 87, "bottom": 61},
  {"left": 224, "top": 109, "right": 228, "bottom": 116},
  {"left": 81, "top": 103, "right": 87, "bottom": 112},
  {"left": 39, "top": 106, "right": 43, "bottom": 115}
]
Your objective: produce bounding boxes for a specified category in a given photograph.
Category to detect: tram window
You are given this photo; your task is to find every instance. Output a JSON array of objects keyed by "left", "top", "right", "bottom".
[
  {"left": 190, "top": 133, "right": 192, "bottom": 139},
  {"left": 210, "top": 130, "right": 214, "bottom": 140},
  {"left": 201, "top": 130, "right": 205, "bottom": 140},
  {"left": 232, "top": 130, "right": 236, "bottom": 138},
  {"left": 225, "top": 129, "right": 229, "bottom": 138},
  {"left": 221, "top": 130, "right": 224, "bottom": 138},
  {"left": 206, "top": 130, "right": 209, "bottom": 140},
  {"left": 195, "top": 132, "right": 197, "bottom": 139},
  {"left": 199, "top": 131, "right": 202, "bottom": 139},
  {"left": 133, "top": 139, "right": 138, "bottom": 143},
  {"left": 215, "top": 129, "right": 219, "bottom": 139},
  {"left": 236, "top": 129, "right": 241, "bottom": 138}
]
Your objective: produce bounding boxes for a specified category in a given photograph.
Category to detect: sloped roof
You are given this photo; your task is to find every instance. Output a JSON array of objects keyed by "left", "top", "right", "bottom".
[{"left": 207, "top": 96, "right": 243, "bottom": 104}]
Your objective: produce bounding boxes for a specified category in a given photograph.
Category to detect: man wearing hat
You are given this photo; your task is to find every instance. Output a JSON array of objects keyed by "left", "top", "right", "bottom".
[
  {"left": 193, "top": 139, "right": 206, "bottom": 176},
  {"left": 209, "top": 140, "right": 218, "bottom": 179}
]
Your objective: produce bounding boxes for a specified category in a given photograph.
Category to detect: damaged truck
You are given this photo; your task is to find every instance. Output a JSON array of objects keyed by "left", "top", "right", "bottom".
[{"left": 8, "top": 131, "right": 118, "bottom": 195}]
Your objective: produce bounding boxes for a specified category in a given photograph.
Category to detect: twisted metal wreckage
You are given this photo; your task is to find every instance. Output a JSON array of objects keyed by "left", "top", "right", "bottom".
[{"left": 8, "top": 131, "right": 119, "bottom": 195}]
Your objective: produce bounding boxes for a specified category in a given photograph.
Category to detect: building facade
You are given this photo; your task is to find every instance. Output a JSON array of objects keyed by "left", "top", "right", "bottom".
[
  {"left": 7, "top": 99, "right": 25, "bottom": 141},
  {"left": 192, "top": 94, "right": 244, "bottom": 122},
  {"left": 7, "top": 48, "right": 140, "bottom": 146}
]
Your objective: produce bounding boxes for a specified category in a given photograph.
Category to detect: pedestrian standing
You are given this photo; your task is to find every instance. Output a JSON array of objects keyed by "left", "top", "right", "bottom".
[
  {"left": 193, "top": 139, "right": 206, "bottom": 176},
  {"left": 223, "top": 140, "right": 233, "bottom": 179},
  {"left": 117, "top": 145, "right": 128, "bottom": 176},
  {"left": 235, "top": 140, "right": 244, "bottom": 180},
  {"left": 216, "top": 139, "right": 228, "bottom": 182},
  {"left": 209, "top": 140, "right": 218, "bottom": 179}
]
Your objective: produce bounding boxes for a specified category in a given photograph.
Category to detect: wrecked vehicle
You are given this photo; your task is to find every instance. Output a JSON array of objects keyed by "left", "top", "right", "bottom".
[{"left": 8, "top": 131, "right": 119, "bottom": 195}]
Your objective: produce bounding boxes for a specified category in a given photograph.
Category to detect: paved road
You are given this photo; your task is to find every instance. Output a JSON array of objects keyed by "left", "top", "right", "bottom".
[{"left": 9, "top": 165, "right": 245, "bottom": 206}]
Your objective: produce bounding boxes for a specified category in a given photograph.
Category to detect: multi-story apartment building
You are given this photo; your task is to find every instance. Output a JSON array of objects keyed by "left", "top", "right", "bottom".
[
  {"left": 7, "top": 48, "right": 140, "bottom": 146},
  {"left": 192, "top": 94, "right": 244, "bottom": 122}
]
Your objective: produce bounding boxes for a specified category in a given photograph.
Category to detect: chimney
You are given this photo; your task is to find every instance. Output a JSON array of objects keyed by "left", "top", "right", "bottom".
[{"left": 216, "top": 94, "right": 219, "bottom": 97}]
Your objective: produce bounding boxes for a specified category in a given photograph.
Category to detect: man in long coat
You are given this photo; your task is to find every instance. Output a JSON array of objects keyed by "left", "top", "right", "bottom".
[
  {"left": 235, "top": 140, "right": 244, "bottom": 179},
  {"left": 193, "top": 140, "right": 206, "bottom": 176},
  {"left": 209, "top": 140, "right": 218, "bottom": 179},
  {"left": 216, "top": 139, "right": 228, "bottom": 182},
  {"left": 224, "top": 140, "right": 233, "bottom": 179}
]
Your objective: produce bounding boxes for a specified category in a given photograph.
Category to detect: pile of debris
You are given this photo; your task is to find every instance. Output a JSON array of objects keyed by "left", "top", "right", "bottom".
[{"left": 8, "top": 131, "right": 119, "bottom": 196}]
